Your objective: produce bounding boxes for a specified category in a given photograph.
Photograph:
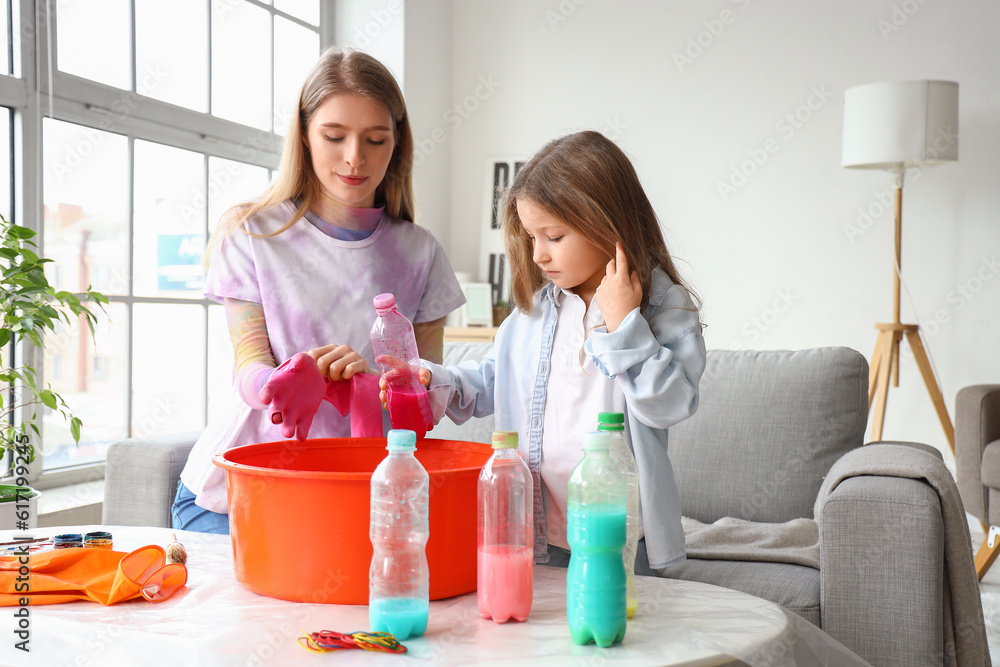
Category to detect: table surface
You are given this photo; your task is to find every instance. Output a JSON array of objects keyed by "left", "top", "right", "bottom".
[{"left": 0, "top": 526, "right": 870, "bottom": 667}]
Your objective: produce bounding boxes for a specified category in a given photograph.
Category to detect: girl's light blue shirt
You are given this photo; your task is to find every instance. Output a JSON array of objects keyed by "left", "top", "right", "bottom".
[{"left": 424, "top": 268, "right": 706, "bottom": 569}]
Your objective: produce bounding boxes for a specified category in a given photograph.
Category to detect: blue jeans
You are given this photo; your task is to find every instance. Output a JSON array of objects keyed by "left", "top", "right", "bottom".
[{"left": 171, "top": 480, "right": 230, "bottom": 534}]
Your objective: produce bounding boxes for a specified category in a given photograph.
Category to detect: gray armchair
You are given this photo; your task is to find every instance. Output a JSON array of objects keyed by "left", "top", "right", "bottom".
[{"left": 955, "top": 384, "right": 1000, "bottom": 579}]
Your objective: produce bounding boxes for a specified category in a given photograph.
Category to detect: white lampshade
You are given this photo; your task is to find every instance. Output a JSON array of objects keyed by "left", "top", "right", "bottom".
[{"left": 842, "top": 80, "right": 959, "bottom": 170}]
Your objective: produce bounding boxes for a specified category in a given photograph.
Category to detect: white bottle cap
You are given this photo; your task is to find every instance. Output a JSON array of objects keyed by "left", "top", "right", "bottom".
[{"left": 582, "top": 431, "right": 612, "bottom": 451}]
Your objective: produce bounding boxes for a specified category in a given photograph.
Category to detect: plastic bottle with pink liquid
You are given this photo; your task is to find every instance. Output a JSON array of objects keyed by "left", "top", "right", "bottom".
[
  {"left": 477, "top": 431, "right": 534, "bottom": 623},
  {"left": 370, "top": 293, "right": 434, "bottom": 439}
]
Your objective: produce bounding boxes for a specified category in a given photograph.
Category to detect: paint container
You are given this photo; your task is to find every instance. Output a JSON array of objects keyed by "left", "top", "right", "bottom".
[
  {"left": 84, "top": 531, "right": 113, "bottom": 549},
  {"left": 54, "top": 533, "right": 82, "bottom": 549}
]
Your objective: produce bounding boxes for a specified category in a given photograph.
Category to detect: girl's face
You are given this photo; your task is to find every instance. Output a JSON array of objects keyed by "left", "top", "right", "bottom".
[
  {"left": 517, "top": 198, "right": 609, "bottom": 306},
  {"left": 305, "top": 92, "right": 396, "bottom": 209}
]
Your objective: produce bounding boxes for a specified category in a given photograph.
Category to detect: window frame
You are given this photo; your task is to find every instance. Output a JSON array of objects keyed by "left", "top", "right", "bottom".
[{"left": 1, "top": 0, "right": 333, "bottom": 489}]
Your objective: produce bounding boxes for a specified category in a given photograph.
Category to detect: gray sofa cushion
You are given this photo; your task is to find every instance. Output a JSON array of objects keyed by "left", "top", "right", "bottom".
[
  {"left": 980, "top": 440, "right": 1000, "bottom": 489},
  {"left": 102, "top": 432, "right": 200, "bottom": 527},
  {"left": 669, "top": 348, "right": 868, "bottom": 524},
  {"left": 955, "top": 384, "right": 1000, "bottom": 523},
  {"left": 659, "top": 558, "right": 820, "bottom": 626}
]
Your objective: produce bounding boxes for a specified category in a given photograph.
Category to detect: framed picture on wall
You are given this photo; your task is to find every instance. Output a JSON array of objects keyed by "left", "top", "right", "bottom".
[{"left": 481, "top": 158, "right": 526, "bottom": 308}]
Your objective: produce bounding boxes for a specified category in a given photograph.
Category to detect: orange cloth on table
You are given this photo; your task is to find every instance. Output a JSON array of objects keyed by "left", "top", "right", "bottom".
[{"left": 0, "top": 544, "right": 187, "bottom": 606}]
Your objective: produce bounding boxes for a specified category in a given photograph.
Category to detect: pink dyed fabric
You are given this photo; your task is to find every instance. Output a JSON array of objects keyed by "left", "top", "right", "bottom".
[{"left": 324, "top": 373, "right": 384, "bottom": 438}]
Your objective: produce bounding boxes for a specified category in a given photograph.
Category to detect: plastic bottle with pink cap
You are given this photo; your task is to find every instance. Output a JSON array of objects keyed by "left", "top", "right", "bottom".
[{"left": 370, "top": 293, "right": 434, "bottom": 439}]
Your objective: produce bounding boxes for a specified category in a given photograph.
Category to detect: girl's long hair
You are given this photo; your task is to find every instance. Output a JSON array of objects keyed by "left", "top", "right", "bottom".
[
  {"left": 206, "top": 47, "right": 415, "bottom": 262},
  {"left": 500, "top": 130, "right": 699, "bottom": 315}
]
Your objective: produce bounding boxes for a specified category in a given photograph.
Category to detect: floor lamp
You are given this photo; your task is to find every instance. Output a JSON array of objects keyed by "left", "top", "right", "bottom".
[{"left": 841, "top": 80, "right": 959, "bottom": 453}]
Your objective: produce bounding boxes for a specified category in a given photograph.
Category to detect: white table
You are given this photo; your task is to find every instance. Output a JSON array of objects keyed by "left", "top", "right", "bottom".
[{"left": 0, "top": 526, "right": 870, "bottom": 666}]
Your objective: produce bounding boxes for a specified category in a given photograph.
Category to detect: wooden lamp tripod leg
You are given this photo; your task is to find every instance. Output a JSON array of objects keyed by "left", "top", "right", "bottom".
[
  {"left": 903, "top": 329, "right": 956, "bottom": 455},
  {"left": 869, "top": 326, "right": 897, "bottom": 442}
]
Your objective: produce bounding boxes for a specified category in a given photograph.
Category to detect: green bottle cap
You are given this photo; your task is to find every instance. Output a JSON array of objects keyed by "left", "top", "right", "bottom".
[
  {"left": 597, "top": 412, "right": 625, "bottom": 431},
  {"left": 582, "top": 431, "right": 612, "bottom": 451},
  {"left": 387, "top": 429, "right": 417, "bottom": 451},
  {"left": 491, "top": 431, "right": 519, "bottom": 449}
]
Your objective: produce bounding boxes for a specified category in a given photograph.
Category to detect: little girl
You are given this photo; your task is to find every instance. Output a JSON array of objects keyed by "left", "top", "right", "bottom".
[
  {"left": 173, "top": 47, "right": 465, "bottom": 534},
  {"left": 420, "top": 131, "right": 705, "bottom": 570}
]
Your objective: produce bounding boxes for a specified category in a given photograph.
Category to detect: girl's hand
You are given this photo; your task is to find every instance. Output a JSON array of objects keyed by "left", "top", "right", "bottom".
[
  {"left": 596, "top": 243, "right": 642, "bottom": 333},
  {"left": 308, "top": 344, "right": 372, "bottom": 381},
  {"left": 378, "top": 368, "right": 432, "bottom": 409}
]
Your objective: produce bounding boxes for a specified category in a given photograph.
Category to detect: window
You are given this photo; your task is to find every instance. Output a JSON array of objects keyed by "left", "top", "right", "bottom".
[
  {"left": 1, "top": 0, "right": 10, "bottom": 78},
  {"left": 0, "top": 106, "right": 9, "bottom": 219},
  {"left": 1, "top": 0, "right": 328, "bottom": 486}
]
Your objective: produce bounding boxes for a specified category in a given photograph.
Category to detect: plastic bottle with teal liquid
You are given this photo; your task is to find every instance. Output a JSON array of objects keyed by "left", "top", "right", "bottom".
[
  {"left": 368, "top": 429, "right": 429, "bottom": 640},
  {"left": 598, "top": 412, "right": 640, "bottom": 619},
  {"left": 566, "top": 431, "right": 627, "bottom": 647}
]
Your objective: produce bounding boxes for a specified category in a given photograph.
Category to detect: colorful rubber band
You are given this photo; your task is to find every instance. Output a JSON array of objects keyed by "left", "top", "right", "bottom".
[{"left": 298, "top": 630, "right": 406, "bottom": 654}]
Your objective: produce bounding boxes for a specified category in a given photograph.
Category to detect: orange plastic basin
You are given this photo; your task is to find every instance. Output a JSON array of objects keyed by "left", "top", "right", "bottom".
[{"left": 212, "top": 437, "right": 492, "bottom": 605}]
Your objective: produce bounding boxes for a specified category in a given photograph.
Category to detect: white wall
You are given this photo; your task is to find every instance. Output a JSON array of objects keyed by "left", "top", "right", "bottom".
[
  {"left": 423, "top": 0, "right": 1000, "bottom": 462},
  {"left": 403, "top": 0, "right": 452, "bottom": 243},
  {"left": 333, "top": 0, "right": 453, "bottom": 243}
]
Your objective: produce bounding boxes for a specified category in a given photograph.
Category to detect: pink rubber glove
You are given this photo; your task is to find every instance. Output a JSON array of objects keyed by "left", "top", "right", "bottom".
[{"left": 259, "top": 352, "right": 327, "bottom": 441}]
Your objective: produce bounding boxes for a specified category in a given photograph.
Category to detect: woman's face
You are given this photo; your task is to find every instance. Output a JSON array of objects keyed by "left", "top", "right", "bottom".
[{"left": 304, "top": 92, "right": 396, "bottom": 209}]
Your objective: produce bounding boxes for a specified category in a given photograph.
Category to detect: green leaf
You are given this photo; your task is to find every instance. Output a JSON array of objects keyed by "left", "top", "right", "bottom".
[
  {"left": 38, "top": 390, "right": 57, "bottom": 410},
  {"left": 0, "top": 329, "right": 9, "bottom": 346},
  {"left": 70, "top": 417, "right": 82, "bottom": 443},
  {"left": 9, "top": 225, "right": 36, "bottom": 241}
]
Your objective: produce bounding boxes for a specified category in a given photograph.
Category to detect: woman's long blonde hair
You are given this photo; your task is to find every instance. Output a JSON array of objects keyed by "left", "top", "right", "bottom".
[
  {"left": 500, "top": 130, "right": 699, "bottom": 315},
  {"left": 206, "top": 47, "right": 415, "bottom": 261}
]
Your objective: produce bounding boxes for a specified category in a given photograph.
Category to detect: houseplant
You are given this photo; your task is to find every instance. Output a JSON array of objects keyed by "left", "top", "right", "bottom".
[{"left": 0, "top": 212, "right": 107, "bottom": 525}]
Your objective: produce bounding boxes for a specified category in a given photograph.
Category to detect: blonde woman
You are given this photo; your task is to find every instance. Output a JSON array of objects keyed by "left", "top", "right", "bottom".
[{"left": 174, "top": 48, "right": 464, "bottom": 533}]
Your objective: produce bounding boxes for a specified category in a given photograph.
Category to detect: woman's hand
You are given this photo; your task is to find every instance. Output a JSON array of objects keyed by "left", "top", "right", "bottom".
[
  {"left": 259, "top": 352, "right": 327, "bottom": 441},
  {"left": 596, "top": 243, "right": 643, "bottom": 333},
  {"left": 307, "top": 343, "right": 372, "bottom": 381},
  {"left": 378, "top": 368, "right": 431, "bottom": 409}
]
